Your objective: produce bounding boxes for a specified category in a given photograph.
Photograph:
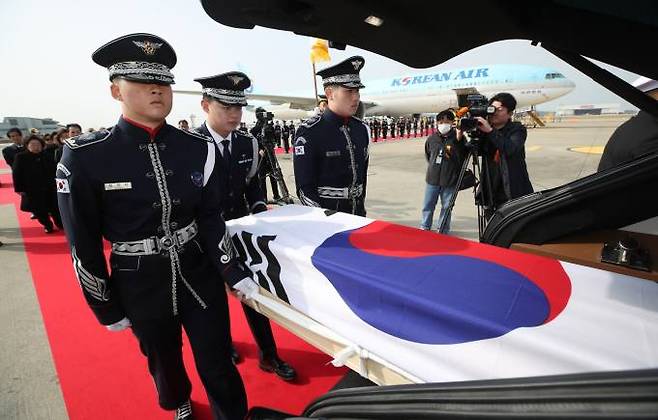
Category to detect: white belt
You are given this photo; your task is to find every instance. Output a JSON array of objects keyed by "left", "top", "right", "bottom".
[
  {"left": 317, "top": 184, "right": 364, "bottom": 199},
  {"left": 111, "top": 220, "right": 198, "bottom": 256}
]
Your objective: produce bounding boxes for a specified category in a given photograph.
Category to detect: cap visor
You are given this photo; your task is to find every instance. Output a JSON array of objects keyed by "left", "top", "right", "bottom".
[{"left": 342, "top": 82, "right": 365, "bottom": 89}]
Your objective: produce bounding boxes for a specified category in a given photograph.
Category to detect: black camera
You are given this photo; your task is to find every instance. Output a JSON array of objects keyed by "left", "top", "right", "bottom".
[
  {"left": 255, "top": 108, "right": 274, "bottom": 122},
  {"left": 457, "top": 94, "right": 495, "bottom": 132}
]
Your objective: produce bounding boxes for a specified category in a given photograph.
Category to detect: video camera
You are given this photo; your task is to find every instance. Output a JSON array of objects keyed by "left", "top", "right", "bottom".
[
  {"left": 255, "top": 107, "right": 274, "bottom": 122},
  {"left": 456, "top": 94, "right": 495, "bottom": 132}
]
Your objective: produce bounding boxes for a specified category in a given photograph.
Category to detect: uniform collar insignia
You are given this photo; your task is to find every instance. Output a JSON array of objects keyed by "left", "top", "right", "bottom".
[{"left": 133, "top": 40, "right": 163, "bottom": 56}]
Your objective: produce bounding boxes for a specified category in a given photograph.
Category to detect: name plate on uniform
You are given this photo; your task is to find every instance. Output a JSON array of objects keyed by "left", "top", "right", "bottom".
[{"left": 104, "top": 182, "right": 132, "bottom": 191}]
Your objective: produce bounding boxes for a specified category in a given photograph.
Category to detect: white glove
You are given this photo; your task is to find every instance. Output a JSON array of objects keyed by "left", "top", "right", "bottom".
[
  {"left": 106, "top": 317, "right": 132, "bottom": 332},
  {"left": 233, "top": 277, "right": 259, "bottom": 300}
]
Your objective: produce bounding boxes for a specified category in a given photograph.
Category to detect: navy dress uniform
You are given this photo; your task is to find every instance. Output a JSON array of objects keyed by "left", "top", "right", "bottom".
[
  {"left": 56, "top": 34, "right": 248, "bottom": 420},
  {"left": 288, "top": 122, "right": 296, "bottom": 141},
  {"left": 282, "top": 123, "right": 290, "bottom": 154},
  {"left": 293, "top": 56, "right": 370, "bottom": 216},
  {"left": 194, "top": 72, "right": 297, "bottom": 381}
]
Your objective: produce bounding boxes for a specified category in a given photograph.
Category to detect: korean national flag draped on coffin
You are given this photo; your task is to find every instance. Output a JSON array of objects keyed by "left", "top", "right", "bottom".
[{"left": 226, "top": 205, "right": 658, "bottom": 383}]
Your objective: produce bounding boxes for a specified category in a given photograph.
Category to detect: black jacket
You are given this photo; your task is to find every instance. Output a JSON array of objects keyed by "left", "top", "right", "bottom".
[
  {"left": 56, "top": 117, "right": 249, "bottom": 325},
  {"left": 12, "top": 150, "right": 58, "bottom": 213},
  {"left": 196, "top": 123, "right": 266, "bottom": 220},
  {"left": 484, "top": 120, "right": 533, "bottom": 205},
  {"left": 53, "top": 145, "right": 64, "bottom": 163},
  {"left": 293, "top": 108, "right": 370, "bottom": 216},
  {"left": 43, "top": 143, "right": 58, "bottom": 164},
  {"left": 598, "top": 111, "right": 658, "bottom": 172},
  {"left": 2, "top": 143, "right": 24, "bottom": 167},
  {"left": 424, "top": 129, "right": 467, "bottom": 188}
]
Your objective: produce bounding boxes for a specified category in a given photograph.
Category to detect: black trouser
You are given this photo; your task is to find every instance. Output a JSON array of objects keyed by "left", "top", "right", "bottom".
[
  {"left": 259, "top": 166, "right": 280, "bottom": 201},
  {"left": 231, "top": 303, "right": 277, "bottom": 359},
  {"left": 282, "top": 136, "right": 290, "bottom": 153},
  {"left": 130, "top": 287, "right": 247, "bottom": 420}
]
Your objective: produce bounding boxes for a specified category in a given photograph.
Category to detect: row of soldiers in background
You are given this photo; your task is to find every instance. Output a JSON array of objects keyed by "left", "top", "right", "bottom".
[
  {"left": 366, "top": 116, "right": 436, "bottom": 141},
  {"left": 2, "top": 124, "right": 83, "bottom": 233}
]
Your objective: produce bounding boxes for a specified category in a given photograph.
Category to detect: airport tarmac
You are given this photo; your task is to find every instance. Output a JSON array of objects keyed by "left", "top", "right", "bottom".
[{"left": 0, "top": 115, "right": 633, "bottom": 418}]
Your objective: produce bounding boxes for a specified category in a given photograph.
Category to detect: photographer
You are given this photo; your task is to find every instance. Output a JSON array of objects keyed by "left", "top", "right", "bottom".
[
  {"left": 475, "top": 93, "right": 533, "bottom": 209},
  {"left": 420, "top": 109, "right": 466, "bottom": 234},
  {"left": 251, "top": 110, "right": 281, "bottom": 201}
]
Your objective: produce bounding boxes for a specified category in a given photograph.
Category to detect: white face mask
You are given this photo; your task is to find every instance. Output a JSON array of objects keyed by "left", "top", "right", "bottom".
[{"left": 437, "top": 123, "right": 452, "bottom": 135}]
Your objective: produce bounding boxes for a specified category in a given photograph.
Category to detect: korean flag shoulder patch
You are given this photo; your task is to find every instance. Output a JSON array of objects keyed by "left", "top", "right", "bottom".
[{"left": 56, "top": 178, "right": 70, "bottom": 194}]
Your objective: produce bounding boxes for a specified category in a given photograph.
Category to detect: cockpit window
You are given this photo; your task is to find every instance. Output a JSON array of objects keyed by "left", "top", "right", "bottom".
[{"left": 545, "top": 72, "right": 565, "bottom": 79}]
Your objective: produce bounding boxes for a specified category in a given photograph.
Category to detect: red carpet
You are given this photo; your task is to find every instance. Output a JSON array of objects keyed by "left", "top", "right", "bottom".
[{"left": 0, "top": 160, "right": 346, "bottom": 419}]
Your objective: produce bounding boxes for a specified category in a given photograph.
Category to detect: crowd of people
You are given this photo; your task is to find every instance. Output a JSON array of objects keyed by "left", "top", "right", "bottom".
[
  {"left": 2, "top": 124, "right": 85, "bottom": 233},
  {"left": 365, "top": 115, "right": 436, "bottom": 141}
]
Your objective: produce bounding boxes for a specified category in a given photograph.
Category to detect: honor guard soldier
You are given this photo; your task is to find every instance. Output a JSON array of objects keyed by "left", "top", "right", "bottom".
[
  {"left": 194, "top": 72, "right": 297, "bottom": 381},
  {"left": 288, "top": 121, "right": 296, "bottom": 145},
  {"left": 281, "top": 121, "right": 290, "bottom": 153},
  {"left": 273, "top": 121, "right": 282, "bottom": 148},
  {"left": 56, "top": 34, "right": 257, "bottom": 420},
  {"left": 293, "top": 56, "right": 370, "bottom": 216}
]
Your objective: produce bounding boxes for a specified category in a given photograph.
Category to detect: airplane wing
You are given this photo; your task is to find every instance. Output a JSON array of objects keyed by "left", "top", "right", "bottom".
[
  {"left": 174, "top": 89, "right": 376, "bottom": 111},
  {"left": 247, "top": 93, "right": 317, "bottom": 108}
]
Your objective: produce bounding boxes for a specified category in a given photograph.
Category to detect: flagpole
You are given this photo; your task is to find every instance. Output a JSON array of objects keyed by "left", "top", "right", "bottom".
[{"left": 312, "top": 61, "right": 319, "bottom": 103}]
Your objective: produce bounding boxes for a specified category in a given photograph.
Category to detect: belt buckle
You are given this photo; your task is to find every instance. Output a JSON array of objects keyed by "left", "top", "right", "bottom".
[{"left": 159, "top": 235, "right": 177, "bottom": 252}]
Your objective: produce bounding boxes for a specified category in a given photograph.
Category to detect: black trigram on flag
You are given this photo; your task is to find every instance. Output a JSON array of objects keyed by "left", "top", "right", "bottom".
[{"left": 232, "top": 232, "right": 290, "bottom": 304}]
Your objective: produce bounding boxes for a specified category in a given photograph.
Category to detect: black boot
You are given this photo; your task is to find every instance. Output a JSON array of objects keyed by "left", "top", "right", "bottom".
[
  {"left": 230, "top": 344, "right": 241, "bottom": 365},
  {"left": 259, "top": 355, "right": 297, "bottom": 381}
]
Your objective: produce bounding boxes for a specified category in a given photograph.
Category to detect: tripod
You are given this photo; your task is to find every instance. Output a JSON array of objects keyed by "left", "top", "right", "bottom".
[
  {"left": 261, "top": 143, "right": 294, "bottom": 205},
  {"left": 438, "top": 135, "right": 496, "bottom": 241}
]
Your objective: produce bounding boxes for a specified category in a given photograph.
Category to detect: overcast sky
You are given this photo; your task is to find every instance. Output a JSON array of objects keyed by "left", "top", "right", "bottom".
[{"left": 1, "top": 0, "right": 643, "bottom": 130}]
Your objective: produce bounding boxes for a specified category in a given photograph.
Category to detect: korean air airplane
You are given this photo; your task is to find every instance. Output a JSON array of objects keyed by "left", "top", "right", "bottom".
[{"left": 174, "top": 64, "right": 575, "bottom": 120}]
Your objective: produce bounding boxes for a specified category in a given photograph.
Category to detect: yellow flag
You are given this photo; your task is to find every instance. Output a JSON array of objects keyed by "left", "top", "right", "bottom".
[{"left": 310, "top": 39, "right": 331, "bottom": 63}]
